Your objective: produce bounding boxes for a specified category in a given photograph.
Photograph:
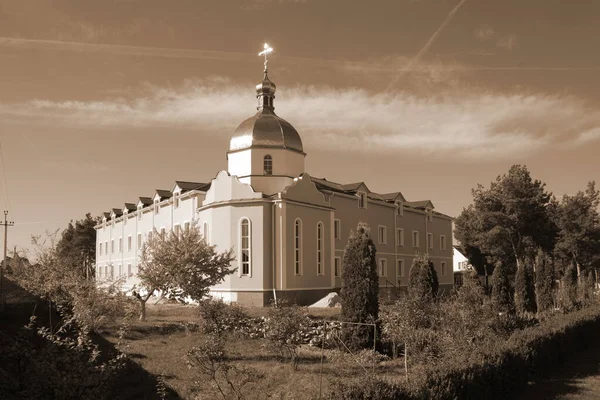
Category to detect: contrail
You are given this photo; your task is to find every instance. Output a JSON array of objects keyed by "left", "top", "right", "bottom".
[{"left": 386, "top": 0, "right": 469, "bottom": 91}]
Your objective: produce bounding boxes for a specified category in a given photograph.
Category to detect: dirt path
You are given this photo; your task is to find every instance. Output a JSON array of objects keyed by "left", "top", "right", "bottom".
[{"left": 515, "top": 342, "right": 600, "bottom": 399}]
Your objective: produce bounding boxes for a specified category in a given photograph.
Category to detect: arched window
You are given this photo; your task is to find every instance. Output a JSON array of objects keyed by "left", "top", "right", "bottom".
[
  {"left": 294, "top": 219, "right": 302, "bottom": 275},
  {"left": 264, "top": 154, "right": 273, "bottom": 175},
  {"left": 240, "top": 218, "right": 251, "bottom": 276},
  {"left": 316, "top": 222, "right": 324, "bottom": 275}
]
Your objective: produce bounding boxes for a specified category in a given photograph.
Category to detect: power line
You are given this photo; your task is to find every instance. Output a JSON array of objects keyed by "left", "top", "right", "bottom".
[{"left": 0, "top": 210, "right": 14, "bottom": 310}]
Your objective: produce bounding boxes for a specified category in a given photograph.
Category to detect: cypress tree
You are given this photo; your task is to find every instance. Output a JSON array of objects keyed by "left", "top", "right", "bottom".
[
  {"left": 491, "top": 261, "right": 513, "bottom": 313},
  {"left": 560, "top": 264, "right": 578, "bottom": 310},
  {"left": 340, "top": 223, "right": 379, "bottom": 349},
  {"left": 515, "top": 259, "right": 537, "bottom": 314},
  {"left": 408, "top": 254, "right": 439, "bottom": 302},
  {"left": 535, "top": 250, "right": 555, "bottom": 313}
]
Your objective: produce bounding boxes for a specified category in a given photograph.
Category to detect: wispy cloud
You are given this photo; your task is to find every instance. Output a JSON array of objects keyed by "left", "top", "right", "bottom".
[{"left": 2, "top": 79, "right": 599, "bottom": 161}]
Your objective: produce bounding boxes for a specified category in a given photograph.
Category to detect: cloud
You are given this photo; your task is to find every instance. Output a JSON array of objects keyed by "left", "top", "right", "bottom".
[{"left": 1, "top": 79, "right": 599, "bottom": 161}]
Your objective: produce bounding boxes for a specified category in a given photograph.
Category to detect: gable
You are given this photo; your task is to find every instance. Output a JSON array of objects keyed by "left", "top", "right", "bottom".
[
  {"left": 281, "top": 173, "right": 330, "bottom": 207},
  {"left": 203, "top": 170, "right": 263, "bottom": 206}
]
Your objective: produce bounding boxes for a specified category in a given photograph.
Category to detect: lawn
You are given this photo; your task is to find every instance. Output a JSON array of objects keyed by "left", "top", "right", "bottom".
[{"left": 101, "top": 303, "right": 405, "bottom": 400}]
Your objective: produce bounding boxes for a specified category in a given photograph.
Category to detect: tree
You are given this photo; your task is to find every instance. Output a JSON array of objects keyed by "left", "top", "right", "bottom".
[
  {"left": 553, "top": 182, "right": 600, "bottom": 282},
  {"left": 340, "top": 223, "right": 379, "bottom": 350},
  {"left": 408, "top": 254, "right": 439, "bottom": 301},
  {"left": 560, "top": 264, "right": 578, "bottom": 310},
  {"left": 535, "top": 250, "right": 555, "bottom": 313},
  {"left": 56, "top": 214, "right": 99, "bottom": 280},
  {"left": 490, "top": 261, "right": 513, "bottom": 313},
  {"left": 263, "top": 304, "right": 309, "bottom": 370},
  {"left": 454, "top": 165, "right": 556, "bottom": 271},
  {"left": 514, "top": 258, "right": 536, "bottom": 315},
  {"left": 135, "top": 222, "right": 235, "bottom": 321}
]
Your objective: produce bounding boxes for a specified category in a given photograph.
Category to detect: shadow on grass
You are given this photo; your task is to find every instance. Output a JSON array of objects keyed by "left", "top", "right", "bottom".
[{"left": 514, "top": 342, "right": 600, "bottom": 400}]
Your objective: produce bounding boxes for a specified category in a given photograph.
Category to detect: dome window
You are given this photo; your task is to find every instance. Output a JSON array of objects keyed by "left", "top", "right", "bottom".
[{"left": 264, "top": 155, "right": 273, "bottom": 175}]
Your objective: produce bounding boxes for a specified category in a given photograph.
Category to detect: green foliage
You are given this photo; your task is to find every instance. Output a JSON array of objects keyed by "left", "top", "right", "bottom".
[
  {"left": 408, "top": 255, "right": 439, "bottom": 301},
  {"left": 560, "top": 264, "right": 578, "bottom": 310},
  {"left": 136, "top": 221, "right": 235, "bottom": 321},
  {"left": 340, "top": 223, "right": 379, "bottom": 350},
  {"left": 514, "top": 260, "right": 537, "bottom": 315},
  {"left": 197, "top": 298, "right": 251, "bottom": 338},
  {"left": 56, "top": 213, "right": 99, "bottom": 279},
  {"left": 491, "top": 261, "right": 513, "bottom": 313},
  {"left": 553, "top": 181, "right": 600, "bottom": 277},
  {"left": 264, "top": 304, "right": 310, "bottom": 370},
  {"left": 579, "top": 269, "right": 596, "bottom": 305},
  {"left": 328, "top": 377, "right": 410, "bottom": 400},
  {"left": 535, "top": 250, "right": 555, "bottom": 313},
  {"left": 0, "top": 316, "right": 126, "bottom": 399},
  {"left": 454, "top": 164, "right": 556, "bottom": 270}
]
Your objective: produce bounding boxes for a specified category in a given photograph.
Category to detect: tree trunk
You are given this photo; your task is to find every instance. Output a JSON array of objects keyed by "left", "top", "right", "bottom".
[
  {"left": 139, "top": 299, "right": 147, "bottom": 322},
  {"left": 576, "top": 262, "right": 582, "bottom": 285}
]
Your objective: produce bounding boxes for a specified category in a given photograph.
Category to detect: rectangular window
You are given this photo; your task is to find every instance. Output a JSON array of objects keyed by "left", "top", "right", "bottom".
[
  {"left": 109, "top": 265, "right": 114, "bottom": 280},
  {"left": 358, "top": 192, "right": 367, "bottom": 209},
  {"left": 160, "top": 228, "right": 166, "bottom": 239},
  {"left": 334, "top": 219, "right": 341, "bottom": 240},
  {"left": 317, "top": 223, "right": 324, "bottom": 275},
  {"left": 412, "top": 231, "right": 419, "bottom": 248},
  {"left": 184, "top": 222, "right": 190, "bottom": 232},
  {"left": 138, "top": 209, "right": 142, "bottom": 221},
  {"left": 440, "top": 235, "right": 446, "bottom": 251},
  {"left": 127, "top": 264, "right": 132, "bottom": 277},
  {"left": 378, "top": 226, "right": 387, "bottom": 244},
  {"left": 127, "top": 236, "right": 132, "bottom": 251},
  {"left": 154, "top": 202, "right": 159, "bottom": 214},
  {"left": 174, "top": 224, "right": 181, "bottom": 238},
  {"left": 124, "top": 215, "right": 127, "bottom": 226},
  {"left": 119, "top": 237, "right": 122, "bottom": 252},
  {"left": 334, "top": 257, "right": 341, "bottom": 278},
  {"left": 137, "top": 233, "right": 142, "bottom": 248},
  {"left": 397, "top": 259, "right": 405, "bottom": 278},
  {"left": 427, "top": 210, "right": 433, "bottom": 222},
  {"left": 427, "top": 233, "right": 433, "bottom": 249},
  {"left": 148, "top": 231, "right": 153, "bottom": 240},
  {"left": 379, "top": 258, "right": 387, "bottom": 277},
  {"left": 99, "top": 242, "right": 102, "bottom": 256},
  {"left": 111, "top": 240, "right": 114, "bottom": 253},
  {"left": 441, "top": 261, "right": 447, "bottom": 276},
  {"left": 118, "top": 264, "right": 122, "bottom": 277},
  {"left": 396, "top": 228, "right": 404, "bottom": 246},
  {"left": 397, "top": 202, "right": 404, "bottom": 216},
  {"left": 174, "top": 196, "right": 180, "bottom": 209},
  {"left": 105, "top": 241, "right": 108, "bottom": 255}
]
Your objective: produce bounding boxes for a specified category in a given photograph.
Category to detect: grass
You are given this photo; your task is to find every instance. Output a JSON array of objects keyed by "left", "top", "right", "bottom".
[{"left": 101, "top": 303, "right": 402, "bottom": 399}]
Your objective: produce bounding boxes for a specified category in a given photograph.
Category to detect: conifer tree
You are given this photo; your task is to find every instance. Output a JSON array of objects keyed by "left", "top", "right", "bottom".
[
  {"left": 491, "top": 261, "right": 513, "bottom": 313},
  {"left": 560, "top": 264, "right": 578, "bottom": 310},
  {"left": 535, "top": 250, "right": 555, "bottom": 313},
  {"left": 340, "top": 223, "right": 379, "bottom": 350},
  {"left": 408, "top": 254, "right": 439, "bottom": 301},
  {"left": 514, "top": 258, "right": 537, "bottom": 314}
]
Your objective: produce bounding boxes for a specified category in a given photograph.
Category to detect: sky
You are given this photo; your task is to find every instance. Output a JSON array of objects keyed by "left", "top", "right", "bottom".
[{"left": 1, "top": 0, "right": 600, "bottom": 254}]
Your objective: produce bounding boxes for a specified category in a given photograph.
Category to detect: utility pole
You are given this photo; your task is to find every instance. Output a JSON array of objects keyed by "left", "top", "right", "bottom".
[{"left": 0, "top": 210, "right": 14, "bottom": 311}]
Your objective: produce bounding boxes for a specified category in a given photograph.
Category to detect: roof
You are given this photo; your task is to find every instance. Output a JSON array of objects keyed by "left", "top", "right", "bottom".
[
  {"left": 155, "top": 190, "right": 173, "bottom": 200},
  {"left": 111, "top": 208, "right": 123, "bottom": 217},
  {"left": 229, "top": 108, "right": 304, "bottom": 153},
  {"left": 123, "top": 203, "right": 136, "bottom": 212},
  {"left": 175, "top": 181, "right": 209, "bottom": 193},
  {"left": 138, "top": 197, "right": 153, "bottom": 206},
  {"left": 405, "top": 200, "right": 434, "bottom": 210}
]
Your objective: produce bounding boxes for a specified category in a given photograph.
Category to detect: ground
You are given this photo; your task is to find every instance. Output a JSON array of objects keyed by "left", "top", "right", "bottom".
[{"left": 101, "top": 303, "right": 403, "bottom": 399}]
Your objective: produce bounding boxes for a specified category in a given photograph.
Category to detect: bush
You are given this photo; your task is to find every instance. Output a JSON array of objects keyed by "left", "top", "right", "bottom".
[
  {"left": 491, "top": 261, "right": 513, "bottom": 313},
  {"left": 340, "top": 224, "right": 379, "bottom": 350},
  {"left": 560, "top": 264, "right": 578, "bottom": 310},
  {"left": 328, "top": 377, "right": 410, "bottom": 400},
  {"left": 515, "top": 259, "right": 537, "bottom": 315},
  {"left": 408, "top": 255, "right": 439, "bottom": 301},
  {"left": 197, "top": 298, "right": 251, "bottom": 338},
  {"left": 264, "top": 304, "right": 310, "bottom": 369},
  {"left": 535, "top": 250, "right": 555, "bottom": 313}
]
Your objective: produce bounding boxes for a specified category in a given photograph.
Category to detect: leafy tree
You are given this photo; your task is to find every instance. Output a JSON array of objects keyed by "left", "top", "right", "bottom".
[
  {"left": 135, "top": 222, "right": 235, "bottom": 321},
  {"left": 553, "top": 182, "right": 600, "bottom": 282},
  {"left": 454, "top": 165, "right": 556, "bottom": 271},
  {"left": 560, "top": 264, "right": 578, "bottom": 310},
  {"left": 535, "top": 250, "right": 555, "bottom": 313},
  {"left": 56, "top": 214, "right": 99, "bottom": 280},
  {"left": 340, "top": 223, "right": 379, "bottom": 350},
  {"left": 408, "top": 254, "right": 439, "bottom": 301},
  {"left": 264, "top": 304, "right": 309, "bottom": 370},
  {"left": 490, "top": 261, "right": 513, "bottom": 313},
  {"left": 514, "top": 258, "right": 536, "bottom": 315}
]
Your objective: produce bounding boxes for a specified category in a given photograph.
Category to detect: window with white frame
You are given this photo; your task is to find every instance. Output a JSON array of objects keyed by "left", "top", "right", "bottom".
[
  {"left": 240, "top": 218, "right": 251, "bottom": 276},
  {"left": 427, "top": 209, "right": 433, "bottom": 222},
  {"left": 137, "top": 233, "right": 142, "bottom": 248},
  {"left": 154, "top": 201, "right": 159, "bottom": 214},
  {"left": 378, "top": 226, "right": 387, "bottom": 244},
  {"left": 334, "top": 257, "right": 341, "bottom": 278},
  {"left": 427, "top": 233, "right": 433, "bottom": 249},
  {"left": 118, "top": 264, "right": 122, "bottom": 277},
  {"left": 99, "top": 242, "right": 102, "bottom": 256},
  {"left": 174, "top": 195, "right": 180, "bottom": 209},
  {"left": 358, "top": 192, "right": 367, "bottom": 209},
  {"left": 440, "top": 235, "right": 446, "bottom": 251},
  {"left": 412, "top": 231, "right": 419, "bottom": 248},
  {"left": 174, "top": 224, "right": 181, "bottom": 238},
  {"left": 184, "top": 221, "right": 190, "bottom": 232},
  {"left": 148, "top": 231, "right": 153, "bottom": 241},
  {"left": 203, "top": 222, "right": 209, "bottom": 243},
  {"left": 396, "top": 228, "right": 404, "bottom": 246},
  {"left": 127, "top": 236, "right": 132, "bottom": 251},
  {"left": 264, "top": 154, "right": 273, "bottom": 175},
  {"left": 111, "top": 240, "right": 114, "bottom": 253},
  {"left": 379, "top": 258, "right": 387, "bottom": 277},
  {"left": 138, "top": 209, "right": 143, "bottom": 221},
  {"left": 127, "top": 264, "right": 132, "bottom": 277},
  {"left": 397, "top": 259, "right": 405, "bottom": 278},
  {"left": 294, "top": 219, "right": 302, "bottom": 275},
  {"left": 441, "top": 261, "right": 447, "bottom": 276},
  {"left": 124, "top": 214, "right": 127, "bottom": 225},
  {"left": 334, "top": 219, "right": 341, "bottom": 240},
  {"left": 105, "top": 241, "right": 108, "bottom": 255},
  {"left": 317, "top": 222, "right": 324, "bottom": 275},
  {"left": 119, "top": 237, "right": 122, "bottom": 252}
]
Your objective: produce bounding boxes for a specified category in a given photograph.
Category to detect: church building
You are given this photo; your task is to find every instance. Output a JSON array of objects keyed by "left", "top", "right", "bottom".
[{"left": 95, "top": 46, "right": 454, "bottom": 306}]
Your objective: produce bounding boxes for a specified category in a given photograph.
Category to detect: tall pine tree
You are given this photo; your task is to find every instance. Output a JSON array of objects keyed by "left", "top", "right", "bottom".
[
  {"left": 408, "top": 254, "right": 439, "bottom": 302},
  {"left": 340, "top": 223, "right": 379, "bottom": 350}
]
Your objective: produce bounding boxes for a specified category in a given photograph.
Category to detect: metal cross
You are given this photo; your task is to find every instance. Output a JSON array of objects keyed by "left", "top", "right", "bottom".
[{"left": 258, "top": 43, "right": 273, "bottom": 71}]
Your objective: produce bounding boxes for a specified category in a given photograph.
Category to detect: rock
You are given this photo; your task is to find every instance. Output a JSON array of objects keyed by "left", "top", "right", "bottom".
[{"left": 309, "top": 292, "right": 342, "bottom": 308}]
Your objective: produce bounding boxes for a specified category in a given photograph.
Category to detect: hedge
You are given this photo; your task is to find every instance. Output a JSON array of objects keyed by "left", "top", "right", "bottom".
[{"left": 329, "top": 306, "right": 600, "bottom": 400}]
